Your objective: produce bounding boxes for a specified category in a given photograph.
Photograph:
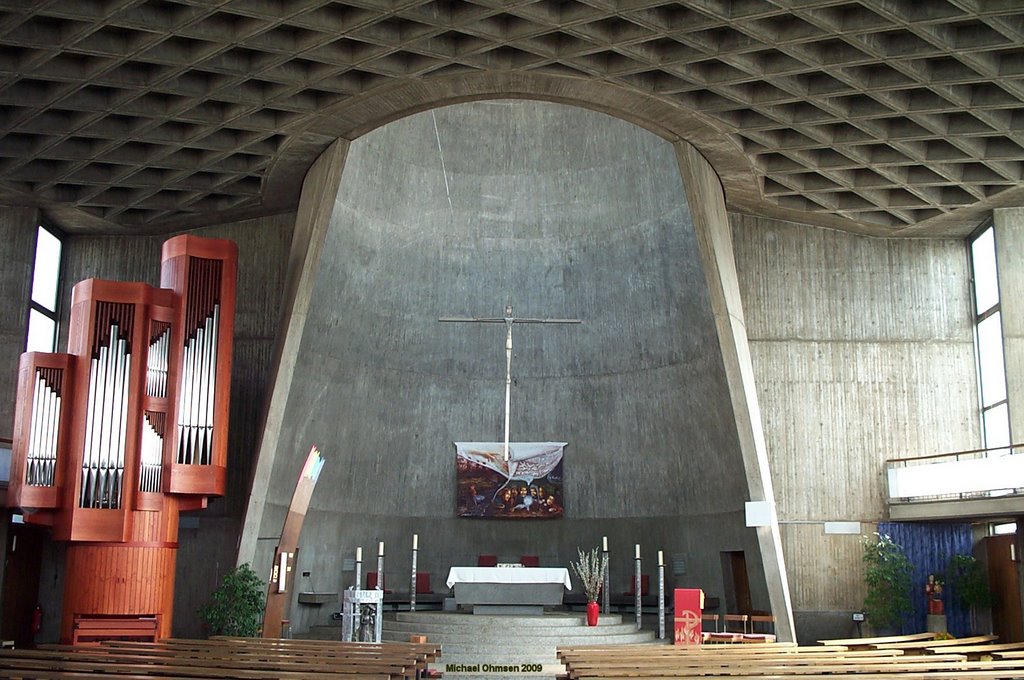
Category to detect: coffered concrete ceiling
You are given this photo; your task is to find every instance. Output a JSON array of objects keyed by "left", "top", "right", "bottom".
[{"left": 1, "top": 0, "right": 1023, "bottom": 237}]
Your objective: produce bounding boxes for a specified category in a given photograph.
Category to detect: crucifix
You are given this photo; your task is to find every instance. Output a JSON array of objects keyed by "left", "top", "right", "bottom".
[{"left": 441, "top": 305, "right": 581, "bottom": 461}]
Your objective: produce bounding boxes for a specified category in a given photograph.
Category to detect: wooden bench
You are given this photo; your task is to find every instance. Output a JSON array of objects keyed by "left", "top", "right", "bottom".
[
  {"left": 873, "top": 634, "right": 998, "bottom": 651},
  {"left": 555, "top": 641, "right": 1024, "bottom": 680},
  {"left": 70, "top": 616, "right": 159, "bottom": 645},
  {"left": 10, "top": 636, "right": 440, "bottom": 679}
]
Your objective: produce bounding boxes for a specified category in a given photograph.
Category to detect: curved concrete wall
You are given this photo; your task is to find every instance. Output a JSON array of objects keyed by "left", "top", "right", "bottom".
[{"left": 261, "top": 101, "right": 764, "bottom": 630}]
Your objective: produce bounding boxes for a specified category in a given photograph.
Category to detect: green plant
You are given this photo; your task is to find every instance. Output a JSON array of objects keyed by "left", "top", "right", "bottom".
[
  {"left": 198, "top": 563, "right": 266, "bottom": 637},
  {"left": 947, "top": 554, "right": 992, "bottom": 634},
  {"left": 570, "top": 546, "right": 606, "bottom": 603},
  {"left": 862, "top": 533, "right": 913, "bottom": 631}
]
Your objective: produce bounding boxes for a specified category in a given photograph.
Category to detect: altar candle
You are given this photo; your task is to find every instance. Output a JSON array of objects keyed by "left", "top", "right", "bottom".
[
  {"left": 602, "top": 536, "right": 608, "bottom": 552},
  {"left": 658, "top": 550, "right": 664, "bottom": 567},
  {"left": 413, "top": 534, "right": 418, "bottom": 550},
  {"left": 635, "top": 544, "right": 640, "bottom": 559},
  {"left": 356, "top": 546, "right": 362, "bottom": 561},
  {"left": 378, "top": 541, "right": 385, "bottom": 557}
]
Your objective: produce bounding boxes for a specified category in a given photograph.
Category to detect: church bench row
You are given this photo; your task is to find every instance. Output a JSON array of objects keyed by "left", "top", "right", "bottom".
[
  {"left": 0, "top": 651, "right": 393, "bottom": 680},
  {"left": 817, "top": 632, "right": 936, "bottom": 648},
  {"left": 8, "top": 637, "right": 441, "bottom": 679},
  {"left": 872, "top": 634, "right": 998, "bottom": 651},
  {"left": 555, "top": 643, "right": 1024, "bottom": 680}
]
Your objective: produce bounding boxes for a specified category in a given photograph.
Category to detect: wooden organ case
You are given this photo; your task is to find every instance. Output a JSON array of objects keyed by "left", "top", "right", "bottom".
[{"left": 9, "top": 235, "right": 237, "bottom": 643}]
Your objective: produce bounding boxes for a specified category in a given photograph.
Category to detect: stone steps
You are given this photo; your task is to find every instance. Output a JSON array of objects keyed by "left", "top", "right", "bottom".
[{"left": 304, "top": 610, "right": 667, "bottom": 679}]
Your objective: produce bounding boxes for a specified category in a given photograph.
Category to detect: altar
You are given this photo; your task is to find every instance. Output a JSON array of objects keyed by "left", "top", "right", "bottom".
[{"left": 446, "top": 566, "right": 573, "bottom": 615}]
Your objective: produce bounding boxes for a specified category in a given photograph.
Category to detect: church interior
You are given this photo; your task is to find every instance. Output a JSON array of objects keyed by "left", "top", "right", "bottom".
[{"left": 0, "top": 0, "right": 1023, "bottom": 663}]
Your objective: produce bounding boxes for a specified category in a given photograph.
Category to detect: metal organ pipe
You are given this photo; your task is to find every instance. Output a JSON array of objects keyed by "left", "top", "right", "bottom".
[
  {"left": 176, "top": 257, "right": 221, "bottom": 468},
  {"left": 80, "top": 302, "right": 133, "bottom": 510}
]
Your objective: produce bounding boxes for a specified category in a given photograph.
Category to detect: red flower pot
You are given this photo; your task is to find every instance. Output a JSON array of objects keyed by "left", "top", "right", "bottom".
[{"left": 586, "top": 601, "right": 599, "bottom": 626}]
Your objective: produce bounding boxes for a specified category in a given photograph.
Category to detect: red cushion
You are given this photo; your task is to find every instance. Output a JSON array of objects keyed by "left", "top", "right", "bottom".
[
  {"left": 477, "top": 554, "right": 498, "bottom": 567},
  {"left": 520, "top": 555, "right": 539, "bottom": 567},
  {"left": 623, "top": 574, "right": 650, "bottom": 596},
  {"left": 415, "top": 572, "right": 433, "bottom": 594}
]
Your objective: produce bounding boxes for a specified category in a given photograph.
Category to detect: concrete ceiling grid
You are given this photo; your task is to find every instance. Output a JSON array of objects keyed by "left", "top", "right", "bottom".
[{"left": 0, "top": 1, "right": 1023, "bottom": 238}]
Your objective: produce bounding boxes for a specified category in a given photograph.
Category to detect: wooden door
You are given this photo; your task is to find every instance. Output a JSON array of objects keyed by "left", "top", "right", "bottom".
[{"left": 986, "top": 534, "right": 1022, "bottom": 642}]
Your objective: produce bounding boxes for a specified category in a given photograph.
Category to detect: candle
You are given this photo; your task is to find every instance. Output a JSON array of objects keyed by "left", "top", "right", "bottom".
[
  {"left": 635, "top": 544, "right": 640, "bottom": 559},
  {"left": 413, "top": 534, "right": 418, "bottom": 550},
  {"left": 356, "top": 546, "right": 362, "bottom": 561},
  {"left": 658, "top": 550, "right": 664, "bottom": 567},
  {"left": 378, "top": 541, "right": 385, "bottom": 557},
  {"left": 602, "top": 536, "right": 608, "bottom": 552}
]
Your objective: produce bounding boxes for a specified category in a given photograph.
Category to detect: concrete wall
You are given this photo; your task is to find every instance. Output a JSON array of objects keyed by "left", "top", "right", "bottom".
[
  {"left": 731, "top": 213, "right": 980, "bottom": 642},
  {"left": 0, "top": 207, "right": 42, "bottom": 438},
  {"left": 993, "top": 208, "right": 1023, "bottom": 446},
  {"left": 253, "top": 101, "right": 768, "bottom": 634}
]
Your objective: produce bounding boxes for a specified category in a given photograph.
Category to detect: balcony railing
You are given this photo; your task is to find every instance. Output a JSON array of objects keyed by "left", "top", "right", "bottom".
[{"left": 886, "top": 443, "right": 1024, "bottom": 504}]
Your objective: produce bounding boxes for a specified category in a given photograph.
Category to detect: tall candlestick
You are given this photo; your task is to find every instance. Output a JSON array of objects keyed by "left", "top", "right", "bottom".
[
  {"left": 635, "top": 544, "right": 640, "bottom": 559},
  {"left": 602, "top": 536, "right": 608, "bottom": 551},
  {"left": 413, "top": 534, "right": 418, "bottom": 550},
  {"left": 378, "top": 541, "right": 385, "bottom": 557}
]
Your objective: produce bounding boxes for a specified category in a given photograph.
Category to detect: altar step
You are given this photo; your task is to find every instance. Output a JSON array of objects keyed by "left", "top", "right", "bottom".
[{"left": 305, "top": 611, "right": 664, "bottom": 679}]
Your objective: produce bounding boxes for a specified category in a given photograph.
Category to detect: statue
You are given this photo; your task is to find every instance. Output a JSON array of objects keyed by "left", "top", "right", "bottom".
[{"left": 925, "top": 574, "right": 944, "bottom": 615}]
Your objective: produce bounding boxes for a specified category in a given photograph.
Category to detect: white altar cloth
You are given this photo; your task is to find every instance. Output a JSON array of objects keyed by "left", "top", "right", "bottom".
[{"left": 446, "top": 566, "right": 573, "bottom": 590}]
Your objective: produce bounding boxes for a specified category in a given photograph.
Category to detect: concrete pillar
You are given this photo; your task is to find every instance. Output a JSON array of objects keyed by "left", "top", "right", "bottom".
[
  {"left": 237, "top": 139, "right": 350, "bottom": 567},
  {"left": 674, "top": 140, "right": 796, "bottom": 642},
  {"left": 993, "top": 208, "right": 1023, "bottom": 446},
  {"left": 993, "top": 208, "right": 1024, "bottom": 635}
]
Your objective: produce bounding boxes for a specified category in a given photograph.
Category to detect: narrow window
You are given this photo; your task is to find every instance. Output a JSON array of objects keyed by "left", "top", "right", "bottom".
[
  {"left": 26, "top": 225, "right": 62, "bottom": 352},
  {"left": 969, "top": 225, "right": 1010, "bottom": 454}
]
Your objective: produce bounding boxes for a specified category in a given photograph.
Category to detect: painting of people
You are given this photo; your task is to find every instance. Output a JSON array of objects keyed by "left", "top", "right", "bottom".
[{"left": 455, "top": 442, "right": 565, "bottom": 519}]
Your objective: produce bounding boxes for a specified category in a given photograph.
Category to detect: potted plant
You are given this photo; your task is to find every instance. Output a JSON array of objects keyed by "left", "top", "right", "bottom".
[
  {"left": 862, "top": 533, "right": 913, "bottom": 634},
  {"left": 198, "top": 563, "right": 266, "bottom": 637},
  {"left": 571, "top": 546, "right": 606, "bottom": 626},
  {"left": 947, "top": 554, "right": 992, "bottom": 634}
]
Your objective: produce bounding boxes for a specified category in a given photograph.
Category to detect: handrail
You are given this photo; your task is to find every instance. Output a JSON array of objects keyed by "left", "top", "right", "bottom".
[{"left": 887, "top": 442, "right": 1024, "bottom": 465}]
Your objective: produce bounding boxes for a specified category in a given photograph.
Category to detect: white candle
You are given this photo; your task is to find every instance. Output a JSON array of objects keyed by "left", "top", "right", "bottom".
[
  {"left": 413, "top": 534, "right": 418, "bottom": 550},
  {"left": 602, "top": 536, "right": 608, "bottom": 552},
  {"left": 635, "top": 544, "right": 640, "bottom": 559},
  {"left": 378, "top": 541, "right": 385, "bottom": 557},
  {"left": 658, "top": 550, "right": 664, "bottom": 567},
  {"left": 356, "top": 546, "right": 362, "bottom": 561}
]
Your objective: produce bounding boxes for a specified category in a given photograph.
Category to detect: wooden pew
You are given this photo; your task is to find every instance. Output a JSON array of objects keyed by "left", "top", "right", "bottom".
[
  {"left": 0, "top": 648, "right": 389, "bottom": 679},
  {"left": 817, "top": 632, "right": 937, "bottom": 649},
  {"left": 8, "top": 637, "right": 439, "bottom": 679},
  {"left": 872, "top": 634, "right": 998, "bottom": 652},
  {"left": 70, "top": 616, "right": 159, "bottom": 645},
  {"left": 556, "top": 641, "right": 1024, "bottom": 680},
  {"left": 929, "top": 641, "right": 1024, "bottom": 660}
]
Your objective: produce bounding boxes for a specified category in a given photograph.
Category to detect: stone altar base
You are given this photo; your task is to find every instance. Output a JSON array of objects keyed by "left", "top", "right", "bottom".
[{"left": 927, "top": 613, "right": 947, "bottom": 633}]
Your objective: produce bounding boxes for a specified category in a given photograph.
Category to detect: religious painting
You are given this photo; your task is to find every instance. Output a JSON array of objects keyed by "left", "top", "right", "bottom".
[{"left": 455, "top": 442, "right": 565, "bottom": 519}]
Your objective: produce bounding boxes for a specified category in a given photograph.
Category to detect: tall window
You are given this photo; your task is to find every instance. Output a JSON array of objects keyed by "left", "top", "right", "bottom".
[
  {"left": 26, "top": 225, "right": 62, "bottom": 352},
  {"left": 970, "top": 225, "right": 1011, "bottom": 454}
]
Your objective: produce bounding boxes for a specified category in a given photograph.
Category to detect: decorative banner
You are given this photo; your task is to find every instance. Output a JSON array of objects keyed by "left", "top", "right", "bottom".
[{"left": 455, "top": 442, "right": 565, "bottom": 519}]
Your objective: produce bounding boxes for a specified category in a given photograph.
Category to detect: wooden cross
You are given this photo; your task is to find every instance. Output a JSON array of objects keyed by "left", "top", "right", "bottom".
[{"left": 440, "top": 305, "right": 581, "bottom": 460}]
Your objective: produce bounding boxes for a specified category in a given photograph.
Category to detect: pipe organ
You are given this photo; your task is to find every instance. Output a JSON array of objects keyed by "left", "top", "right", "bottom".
[{"left": 9, "top": 235, "right": 237, "bottom": 643}]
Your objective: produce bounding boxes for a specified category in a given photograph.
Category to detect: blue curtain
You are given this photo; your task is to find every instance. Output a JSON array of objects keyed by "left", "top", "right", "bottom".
[{"left": 878, "top": 521, "right": 973, "bottom": 637}]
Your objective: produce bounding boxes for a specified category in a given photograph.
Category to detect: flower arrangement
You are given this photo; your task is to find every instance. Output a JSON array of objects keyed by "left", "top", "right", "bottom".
[{"left": 570, "top": 546, "right": 606, "bottom": 603}]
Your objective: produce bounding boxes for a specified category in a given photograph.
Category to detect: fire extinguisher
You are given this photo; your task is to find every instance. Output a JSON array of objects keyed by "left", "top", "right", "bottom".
[{"left": 31, "top": 604, "right": 42, "bottom": 634}]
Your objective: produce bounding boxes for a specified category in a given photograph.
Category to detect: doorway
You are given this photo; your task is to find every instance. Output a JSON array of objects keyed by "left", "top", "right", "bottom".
[
  {"left": 985, "top": 534, "right": 1022, "bottom": 642},
  {"left": 1, "top": 519, "right": 47, "bottom": 647},
  {"left": 720, "top": 550, "right": 752, "bottom": 614}
]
